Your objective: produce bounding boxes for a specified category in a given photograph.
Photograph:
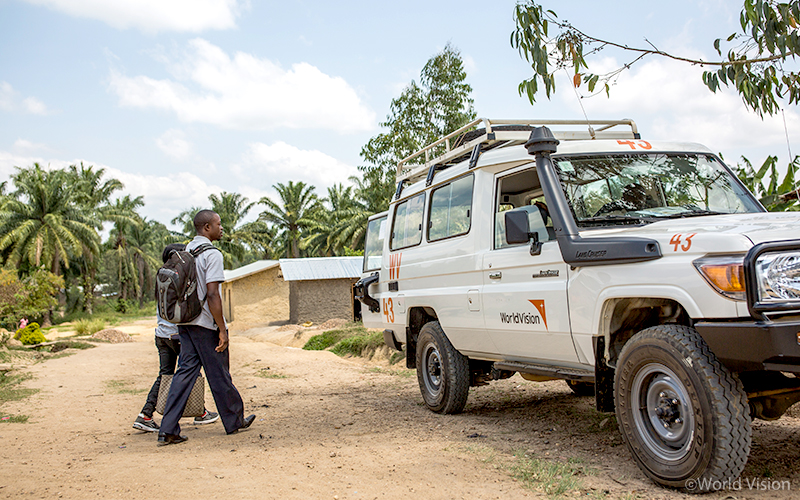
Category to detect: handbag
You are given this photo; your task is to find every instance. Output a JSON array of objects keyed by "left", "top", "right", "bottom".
[{"left": 155, "top": 374, "right": 205, "bottom": 417}]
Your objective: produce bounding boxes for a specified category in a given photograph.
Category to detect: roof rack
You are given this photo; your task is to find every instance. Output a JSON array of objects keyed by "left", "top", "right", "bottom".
[{"left": 396, "top": 118, "right": 639, "bottom": 184}]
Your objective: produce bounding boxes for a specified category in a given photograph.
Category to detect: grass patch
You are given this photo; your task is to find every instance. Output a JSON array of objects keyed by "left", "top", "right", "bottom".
[
  {"left": 367, "top": 367, "right": 415, "bottom": 378},
  {"left": 303, "top": 322, "right": 388, "bottom": 360},
  {"left": 255, "top": 368, "right": 288, "bottom": 379},
  {"left": 105, "top": 379, "right": 146, "bottom": 395},
  {"left": 0, "top": 372, "right": 38, "bottom": 405},
  {"left": 303, "top": 329, "right": 351, "bottom": 350},
  {"left": 0, "top": 414, "right": 29, "bottom": 423},
  {"left": 73, "top": 318, "right": 107, "bottom": 336},
  {"left": 58, "top": 300, "right": 157, "bottom": 327},
  {"left": 511, "top": 454, "right": 586, "bottom": 497},
  {"left": 331, "top": 330, "right": 384, "bottom": 357}
]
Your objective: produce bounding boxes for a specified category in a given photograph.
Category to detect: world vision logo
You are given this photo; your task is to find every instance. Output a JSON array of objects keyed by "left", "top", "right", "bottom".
[
  {"left": 498, "top": 299, "right": 548, "bottom": 330},
  {"left": 529, "top": 300, "right": 548, "bottom": 330},
  {"left": 388, "top": 252, "right": 402, "bottom": 280}
]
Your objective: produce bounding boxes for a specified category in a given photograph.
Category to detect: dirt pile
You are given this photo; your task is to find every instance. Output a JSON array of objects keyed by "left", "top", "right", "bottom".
[{"left": 91, "top": 329, "right": 133, "bottom": 343}]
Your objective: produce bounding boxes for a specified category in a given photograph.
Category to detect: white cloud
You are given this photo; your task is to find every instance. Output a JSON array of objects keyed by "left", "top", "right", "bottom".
[
  {"left": 558, "top": 56, "right": 800, "bottom": 161},
  {"left": 0, "top": 81, "right": 49, "bottom": 115},
  {"left": 24, "top": 0, "right": 243, "bottom": 33},
  {"left": 22, "top": 97, "right": 48, "bottom": 115},
  {"left": 233, "top": 141, "right": 359, "bottom": 195},
  {"left": 13, "top": 139, "right": 46, "bottom": 152},
  {"left": 108, "top": 38, "right": 376, "bottom": 132},
  {"left": 156, "top": 129, "right": 193, "bottom": 162}
]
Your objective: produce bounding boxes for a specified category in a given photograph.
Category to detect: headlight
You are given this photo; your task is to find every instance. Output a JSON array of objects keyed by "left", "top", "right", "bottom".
[
  {"left": 755, "top": 251, "right": 800, "bottom": 302},
  {"left": 694, "top": 255, "right": 745, "bottom": 300}
]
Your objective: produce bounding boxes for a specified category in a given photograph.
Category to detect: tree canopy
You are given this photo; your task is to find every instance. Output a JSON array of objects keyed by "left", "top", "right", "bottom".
[
  {"left": 511, "top": 0, "right": 800, "bottom": 116},
  {"left": 361, "top": 43, "right": 477, "bottom": 172}
]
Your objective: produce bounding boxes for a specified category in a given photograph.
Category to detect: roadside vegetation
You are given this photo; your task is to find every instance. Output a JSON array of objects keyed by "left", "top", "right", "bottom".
[
  {"left": 303, "top": 322, "right": 400, "bottom": 363},
  {"left": 0, "top": 372, "right": 37, "bottom": 423}
]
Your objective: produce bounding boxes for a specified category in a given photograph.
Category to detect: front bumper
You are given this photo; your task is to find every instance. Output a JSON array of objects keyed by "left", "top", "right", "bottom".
[{"left": 695, "top": 319, "right": 800, "bottom": 372}]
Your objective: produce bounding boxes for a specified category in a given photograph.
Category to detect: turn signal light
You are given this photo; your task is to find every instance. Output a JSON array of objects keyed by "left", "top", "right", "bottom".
[{"left": 694, "top": 256, "right": 746, "bottom": 300}]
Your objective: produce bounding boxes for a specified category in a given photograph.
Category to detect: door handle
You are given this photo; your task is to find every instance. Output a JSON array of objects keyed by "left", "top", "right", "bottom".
[{"left": 489, "top": 272, "right": 502, "bottom": 280}]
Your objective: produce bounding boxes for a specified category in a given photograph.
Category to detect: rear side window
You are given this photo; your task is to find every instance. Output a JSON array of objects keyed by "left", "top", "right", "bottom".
[
  {"left": 390, "top": 193, "right": 425, "bottom": 250},
  {"left": 429, "top": 174, "right": 473, "bottom": 241},
  {"left": 363, "top": 215, "right": 387, "bottom": 271}
]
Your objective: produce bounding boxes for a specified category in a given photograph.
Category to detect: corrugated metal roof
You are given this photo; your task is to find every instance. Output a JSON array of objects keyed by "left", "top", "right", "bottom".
[
  {"left": 224, "top": 260, "right": 280, "bottom": 282},
  {"left": 279, "top": 257, "right": 363, "bottom": 281}
]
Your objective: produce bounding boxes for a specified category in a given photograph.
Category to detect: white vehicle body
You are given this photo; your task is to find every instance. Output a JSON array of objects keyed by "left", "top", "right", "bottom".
[{"left": 354, "top": 118, "right": 800, "bottom": 491}]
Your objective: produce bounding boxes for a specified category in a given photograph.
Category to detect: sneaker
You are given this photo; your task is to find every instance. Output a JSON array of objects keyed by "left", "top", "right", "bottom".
[
  {"left": 193, "top": 410, "right": 219, "bottom": 425},
  {"left": 133, "top": 413, "right": 160, "bottom": 432}
]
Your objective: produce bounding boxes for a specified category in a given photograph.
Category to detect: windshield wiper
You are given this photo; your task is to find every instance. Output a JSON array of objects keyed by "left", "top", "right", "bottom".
[
  {"left": 578, "top": 214, "right": 658, "bottom": 226},
  {"left": 657, "top": 208, "right": 725, "bottom": 219}
]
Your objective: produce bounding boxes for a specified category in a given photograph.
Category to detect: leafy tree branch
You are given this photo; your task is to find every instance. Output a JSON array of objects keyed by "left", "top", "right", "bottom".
[{"left": 511, "top": 0, "right": 800, "bottom": 115}]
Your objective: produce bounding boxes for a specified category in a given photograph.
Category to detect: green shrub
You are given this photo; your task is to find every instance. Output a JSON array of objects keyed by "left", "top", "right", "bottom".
[
  {"left": 74, "top": 318, "right": 106, "bottom": 336},
  {"left": 14, "top": 322, "right": 46, "bottom": 345}
]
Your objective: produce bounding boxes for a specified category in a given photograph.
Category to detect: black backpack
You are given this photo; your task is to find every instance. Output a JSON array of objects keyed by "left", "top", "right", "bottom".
[{"left": 155, "top": 243, "right": 219, "bottom": 324}]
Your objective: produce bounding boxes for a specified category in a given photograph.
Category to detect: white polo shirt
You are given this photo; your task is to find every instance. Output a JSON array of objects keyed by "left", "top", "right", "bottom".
[{"left": 185, "top": 236, "right": 226, "bottom": 331}]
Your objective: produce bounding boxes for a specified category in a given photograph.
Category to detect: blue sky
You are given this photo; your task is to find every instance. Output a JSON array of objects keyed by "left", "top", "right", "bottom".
[{"left": 1, "top": 0, "right": 797, "bottom": 230}]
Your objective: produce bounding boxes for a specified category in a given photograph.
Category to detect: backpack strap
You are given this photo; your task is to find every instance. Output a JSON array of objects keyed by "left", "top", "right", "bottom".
[{"left": 189, "top": 243, "right": 220, "bottom": 257}]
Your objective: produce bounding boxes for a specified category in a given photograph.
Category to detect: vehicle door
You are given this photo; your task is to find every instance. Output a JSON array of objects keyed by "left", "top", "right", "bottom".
[
  {"left": 480, "top": 164, "right": 579, "bottom": 364},
  {"left": 358, "top": 212, "right": 387, "bottom": 330}
]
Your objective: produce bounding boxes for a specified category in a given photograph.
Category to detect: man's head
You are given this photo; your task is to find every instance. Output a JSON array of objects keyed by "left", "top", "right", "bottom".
[
  {"left": 161, "top": 243, "right": 186, "bottom": 264},
  {"left": 193, "top": 210, "right": 223, "bottom": 241}
]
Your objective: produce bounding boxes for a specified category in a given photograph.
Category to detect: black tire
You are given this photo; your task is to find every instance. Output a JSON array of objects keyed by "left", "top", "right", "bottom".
[
  {"left": 416, "top": 321, "right": 470, "bottom": 414},
  {"left": 614, "top": 325, "right": 751, "bottom": 492},
  {"left": 565, "top": 379, "right": 595, "bottom": 397}
]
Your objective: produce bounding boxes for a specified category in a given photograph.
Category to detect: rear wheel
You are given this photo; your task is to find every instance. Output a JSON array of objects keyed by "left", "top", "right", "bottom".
[
  {"left": 416, "top": 321, "right": 470, "bottom": 414},
  {"left": 615, "top": 325, "right": 751, "bottom": 491}
]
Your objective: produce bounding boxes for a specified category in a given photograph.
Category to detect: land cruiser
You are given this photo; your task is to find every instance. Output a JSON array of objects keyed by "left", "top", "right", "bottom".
[{"left": 354, "top": 118, "right": 800, "bottom": 491}]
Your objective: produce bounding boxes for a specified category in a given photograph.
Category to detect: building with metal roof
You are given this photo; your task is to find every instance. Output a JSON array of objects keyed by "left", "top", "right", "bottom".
[
  {"left": 278, "top": 257, "right": 362, "bottom": 281},
  {"left": 221, "top": 260, "right": 288, "bottom": 329},
  {"left": 220, "top": 257, "right": 363, "bottom": 330},
  {"left": 279, "top": 257, "right": 363, "bottom": 324}
]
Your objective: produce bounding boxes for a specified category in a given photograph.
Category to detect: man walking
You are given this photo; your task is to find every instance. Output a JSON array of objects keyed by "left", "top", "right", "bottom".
[{"left": 158, "top": 210, "right": 255, "bottom": 445}]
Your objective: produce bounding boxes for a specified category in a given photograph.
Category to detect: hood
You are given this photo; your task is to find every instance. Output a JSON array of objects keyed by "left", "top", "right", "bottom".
[{"left": 581, "top": 212, "right": 800, "bottom": 253}]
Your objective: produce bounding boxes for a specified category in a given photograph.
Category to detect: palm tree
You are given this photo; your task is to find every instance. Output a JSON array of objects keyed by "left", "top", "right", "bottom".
[
  {"left": 107, "top": 195, "right": 146, "bottom": 303},
  {"left": 328, "top": 168, "right": 395, "bottom": 252},
  {"left": 258, "top": 181, "right": 320, "bottom": 258},
  {"left": 0, "top": 164, "right": 100, "bottom": 275},
  {"left": 174, "top": 193, "right": 275, "bottom": 268},
  {"left": 171, "top": 206, "right": 203, "bottom": 238},
  {"left": 67, "top": 163, "right": 127, "bottom": 313},
  {"left": 209, "top": 191, "right": 257, "bottom": 267},
  {"left": 302, "top": 183, "right": 358, "bottom": 256}
]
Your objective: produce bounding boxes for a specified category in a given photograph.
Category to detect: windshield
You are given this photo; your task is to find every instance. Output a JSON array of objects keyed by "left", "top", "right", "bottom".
[{"left": 555, "top": 153, "right": 762, "bottom": 226}]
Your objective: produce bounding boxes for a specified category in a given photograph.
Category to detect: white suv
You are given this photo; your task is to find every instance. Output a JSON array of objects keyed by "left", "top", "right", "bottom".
[{"left": 355, "top": 118, "right": 800, "bottom": 491}]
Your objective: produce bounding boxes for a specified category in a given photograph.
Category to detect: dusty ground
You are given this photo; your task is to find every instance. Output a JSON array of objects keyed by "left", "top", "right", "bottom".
[{"left": 1, "top": 319, "right": 800, "bottom": 500}]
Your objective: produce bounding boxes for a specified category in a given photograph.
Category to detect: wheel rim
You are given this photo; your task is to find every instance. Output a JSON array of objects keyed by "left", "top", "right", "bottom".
[
  {"left": 631, "top": 362, "right": 695, "bottom": 462},
  {"left": 422, "top": 342, "right": 443, "bottom": 398}
]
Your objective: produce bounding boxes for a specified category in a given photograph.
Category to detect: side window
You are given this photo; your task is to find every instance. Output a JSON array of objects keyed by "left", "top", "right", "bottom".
[
  {"left": 363, "top": 215, "right": 387, "bottom": 271},
  {"left": 390, "top": 193, "right": 425, "bottom": 250},
  {"left": 428, "top": 174, "right": 473, "bottom": 241},
  {"left": 494, "top": 167, "right": 553, "bottom": 249}
]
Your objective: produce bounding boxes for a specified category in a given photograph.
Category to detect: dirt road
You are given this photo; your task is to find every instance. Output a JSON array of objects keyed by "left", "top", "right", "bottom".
[{"left": 1, "top": 319, "right": 799, "bottom": 499}]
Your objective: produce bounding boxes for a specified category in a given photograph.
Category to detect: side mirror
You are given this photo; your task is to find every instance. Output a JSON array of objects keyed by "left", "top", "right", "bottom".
[{"left": 505, "top": 210, "right": 543, "bottom": 256}]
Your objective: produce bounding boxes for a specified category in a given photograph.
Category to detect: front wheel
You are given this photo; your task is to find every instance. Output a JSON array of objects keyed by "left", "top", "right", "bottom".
[
  {"left": 416, "top": 321, "right": 470, "bottom": 414},
  {"left": 615, "top": 325, "right": 751, "bottom": 491}
]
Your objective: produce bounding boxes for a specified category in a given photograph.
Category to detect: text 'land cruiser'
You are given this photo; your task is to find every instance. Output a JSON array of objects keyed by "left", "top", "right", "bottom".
[{"left": 355, "top": 118, "right": 800, "bottom": 491}]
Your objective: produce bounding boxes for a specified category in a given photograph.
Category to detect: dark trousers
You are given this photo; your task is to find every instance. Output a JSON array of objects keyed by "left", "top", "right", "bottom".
[
  {"left": 141, "top": 336, "right": 181, "bottom": 418},
  {"left": 160, "top": 325, "right": 245, "bottom": 435}
]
